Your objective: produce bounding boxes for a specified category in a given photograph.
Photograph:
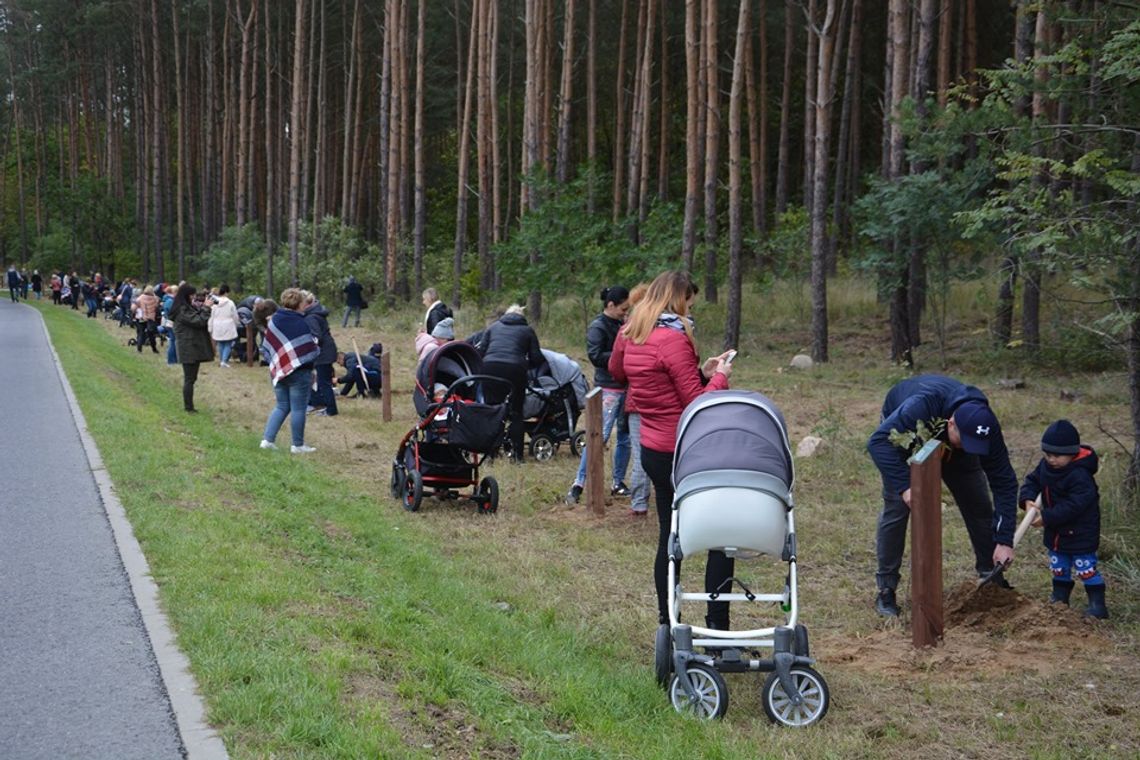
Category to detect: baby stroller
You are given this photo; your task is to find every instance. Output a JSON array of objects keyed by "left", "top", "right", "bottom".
[
  {"left": 520, "top": 349, "right": 588, "bottom": 461},
  {"left": 656, "top": 390, "right": 829, "bottom": 725},
  {"left": 390, "top": 341, "right": 512, "bottom": 514}
]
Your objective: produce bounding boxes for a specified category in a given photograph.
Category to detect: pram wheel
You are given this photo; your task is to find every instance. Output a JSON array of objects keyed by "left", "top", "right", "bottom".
[
  {"left": 761, "top": 666, "right": 829, "bottom": 727},
  {"left": 654, "top": 624, "right": 672, "bottom": 688},
  {"left": 475, "top": 476, "right": 499, "bottom": 514},
  {"left": 389, "top": 463, "right": 405, "bottom": 499},
  {"left": 668, "top": 663, "right": 728, "bottom": 719},
  {"left": 570, "top": 430, "right": 586, "bottom": 458},
  {"left": 529, "top": 433, "right": 556, "bottom": 462},
  {"left": 402, "top": 469, "right": 424, "bottom": 512}
]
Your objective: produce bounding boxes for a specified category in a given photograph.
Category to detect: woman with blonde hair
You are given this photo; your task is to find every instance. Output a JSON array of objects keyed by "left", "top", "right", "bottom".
[
  {"left": 260, "top": 288, "right": 319, "bottom": 453},
  {"left": 609, "top": 270, "right": 734, "bottom": 627}
]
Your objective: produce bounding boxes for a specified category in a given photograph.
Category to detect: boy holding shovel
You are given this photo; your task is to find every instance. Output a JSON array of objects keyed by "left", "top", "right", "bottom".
[{"left": 1018, "top": 420, "right": 1108, "bottom": 619}]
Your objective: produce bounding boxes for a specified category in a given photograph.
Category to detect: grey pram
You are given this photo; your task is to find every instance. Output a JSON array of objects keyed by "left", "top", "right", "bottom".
[{"left": 657, "top": 390, "right": 830, "bottom": 725}]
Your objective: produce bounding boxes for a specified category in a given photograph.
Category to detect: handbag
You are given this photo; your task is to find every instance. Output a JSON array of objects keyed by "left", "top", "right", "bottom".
[{"left": 360, "top": 299, "right": 369, "bottom": 310}]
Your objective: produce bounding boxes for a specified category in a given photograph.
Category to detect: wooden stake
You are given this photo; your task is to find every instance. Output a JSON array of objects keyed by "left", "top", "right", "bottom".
[
  {"left": 584, "top": 387, "right": 605, "bottom": 515},
  {"left": 909, "top": 439, "right": 944, "bottom": 648}
]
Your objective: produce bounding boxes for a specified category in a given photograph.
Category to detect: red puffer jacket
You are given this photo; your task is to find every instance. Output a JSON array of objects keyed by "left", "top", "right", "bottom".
[{"left": 609, "top": 326, "right": 728, "bottom": 453}]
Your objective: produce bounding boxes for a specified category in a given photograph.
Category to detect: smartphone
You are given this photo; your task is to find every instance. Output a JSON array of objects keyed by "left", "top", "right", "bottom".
[{"left": 725, "top": 350, "right": 738, "bottom": 364}]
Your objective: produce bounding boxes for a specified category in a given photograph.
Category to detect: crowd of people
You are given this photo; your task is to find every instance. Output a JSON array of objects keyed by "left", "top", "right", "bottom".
[{"left": 17, "top": 263, "right": 1108, "bottom": 623}]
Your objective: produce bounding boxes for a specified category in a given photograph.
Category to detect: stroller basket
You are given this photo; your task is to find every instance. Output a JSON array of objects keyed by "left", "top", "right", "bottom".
[{"left": 447, "top": 401, "right": 508, "bottom": 454}]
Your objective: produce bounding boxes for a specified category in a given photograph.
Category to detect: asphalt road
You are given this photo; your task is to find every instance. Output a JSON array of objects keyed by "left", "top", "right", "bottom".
[{"left": 0, "top": 298, "right": 189, "bottom": 759}]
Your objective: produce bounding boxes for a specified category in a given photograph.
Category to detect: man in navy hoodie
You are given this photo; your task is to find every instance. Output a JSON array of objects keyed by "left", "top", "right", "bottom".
[{"left": 867, "top": 375, "right": 1019, "bottom": 616}]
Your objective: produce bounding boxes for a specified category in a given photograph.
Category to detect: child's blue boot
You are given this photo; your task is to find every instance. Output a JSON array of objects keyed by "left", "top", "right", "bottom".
[
  {"left": 1084, "top": 584, "right": 1109, "bottom": 620},
  {"left": 1049, "top": 580, "right": 1074, "bottom": 606}
]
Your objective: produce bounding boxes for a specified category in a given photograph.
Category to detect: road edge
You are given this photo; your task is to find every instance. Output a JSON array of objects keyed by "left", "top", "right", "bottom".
[{"left": 35, "top": 307, "right": 229, "bottom": 760}]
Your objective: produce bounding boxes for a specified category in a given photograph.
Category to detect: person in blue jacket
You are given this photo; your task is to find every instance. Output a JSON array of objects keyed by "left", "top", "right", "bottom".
[
  {"left": 1019, "top": 420, "right": 1107, "bottom": 619},
  {"left": 867, "top": 375, "right": 1019, "bottom": 616}
]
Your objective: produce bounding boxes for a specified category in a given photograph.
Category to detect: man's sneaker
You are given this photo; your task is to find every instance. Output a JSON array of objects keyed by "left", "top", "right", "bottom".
[
  {"left": 611, "top": 482, "right": 631, "bottom": 497},
  {"left": 259, "top": 440, "right": 277, "bottom": 450},
  {"left": 629, "top": 508, "right": 648, "bottom": 517},
  {"left": 875, "top": 588, "right": 899, "bottom": 617},
  {"left": 290, "top": 444, "right": 317, "bottom": 454},
  {"left": 565, "top": 484, "right": 583, "bottom": 505}
]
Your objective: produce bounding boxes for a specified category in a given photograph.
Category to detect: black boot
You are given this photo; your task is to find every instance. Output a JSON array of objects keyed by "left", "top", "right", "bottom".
[
  {"left": 1050, "top": 579, "right": 1075, "bottom": 606},
  {"left": 875, "top": 588, "right": 899, "bottom": 617},
  {"left": 1084, "top": 584, "right": 1109, "bottom": 619}
]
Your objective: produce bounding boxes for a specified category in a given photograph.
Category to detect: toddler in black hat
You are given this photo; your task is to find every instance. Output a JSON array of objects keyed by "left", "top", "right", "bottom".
[{"left": 1017, "top": 419, "right": 1108, "bottom": 619}]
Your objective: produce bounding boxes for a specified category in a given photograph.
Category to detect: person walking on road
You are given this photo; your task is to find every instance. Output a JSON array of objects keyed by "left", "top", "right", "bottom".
[
  {"left": 169, "top": 283, "right": 213, "bottom": 413},
  {"left": 866, "top": 374, "right": 1019, "bottom": 617},
  {"left": 7, "top": 265, "right": 20, "bottom": 303}
]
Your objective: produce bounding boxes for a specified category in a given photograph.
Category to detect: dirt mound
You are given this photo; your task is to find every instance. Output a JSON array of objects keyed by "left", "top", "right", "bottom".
[{"left": 822, "top": 580, "right": 1112, "bottom": 678}]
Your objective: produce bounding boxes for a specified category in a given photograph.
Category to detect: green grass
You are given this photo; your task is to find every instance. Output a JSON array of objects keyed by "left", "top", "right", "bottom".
[{"left": 33, "top": 280, "right": 1140, "bottom": 759}]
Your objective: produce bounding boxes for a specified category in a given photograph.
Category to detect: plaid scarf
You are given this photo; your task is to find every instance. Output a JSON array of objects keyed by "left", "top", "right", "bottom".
[{"left": 265, "top": 308, "right": 319, "bottom": 386}]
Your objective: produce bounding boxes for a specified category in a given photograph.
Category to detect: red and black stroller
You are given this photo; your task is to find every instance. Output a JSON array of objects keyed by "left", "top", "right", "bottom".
[{"left": 390, "top": 341, "right": 512, "bottom": 513}]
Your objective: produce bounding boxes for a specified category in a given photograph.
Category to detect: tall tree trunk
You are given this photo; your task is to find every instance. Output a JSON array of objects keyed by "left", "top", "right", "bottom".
[
  {"left": 149, "top": 0, "right": 163, "bottom": 281},
  {"left": 477, "top": 0, "right": 493, "bottom": 290},
  {"left": 887, "top": 0, "right": 911, "bottom": 363},
  {"left": 555, "top": 0, "right": 576, "bottom": 184},
  {"left": 802, "top": 0, "right": 818, "bottom": 213},
  {"left": 586, "top": 0, "right": 597, "bottom": 210},
  {"left": 264, "top": 0, "right": 277, "bottom": 293},
  {"left": 1022, "top": 7, "right": 1050, "bottom": 354},
  {"left": 414, "top": 0, "right": 426, "bottom": 293},
  {"left": 810, "top": 0, "right": 838, "bottom": 363},
  {"left": 744, "top": 0, "right": 768, "bottom": 247},
  {"left": 611, "top": 0, "right": 630, "bottom": 222},
  {"left": 936, "top": 0, "right": 952, "bottom": 107},
  {"left": 172, "top": 0, "right": 186, "bottom": 279},
  {"left": 235, "top": 0, "right": 256, "bottom": 228},
  {"left": 454, "top": 2, "right": 479, "bottom": 306},
  {"left": 774, "top": 4, "right": 794, "bottom": 216},
  {"left": 906, "top": 0, "right": 937, "bottom": 349},
  {"left": 724, "top": 0, "right": 750, "bottom": 353},
  {"left": 701, "top": 0, "right": 719, "bottom": 301},
  {"left": 682, "top": 0, "right": 701, "bottom": 269},
  {"left": 387, "top": 0, "right": 406, "bottom": 295},
  {"left": 287, "top": 0, "right": 309, "bottom": 286},
  {"left": 830, "top": 0, "right": 861, "bottom": 273}
]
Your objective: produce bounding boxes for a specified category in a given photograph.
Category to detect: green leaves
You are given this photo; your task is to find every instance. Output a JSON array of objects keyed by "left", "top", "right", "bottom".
[{"left": 888, "top": 418, "right": 946, "bottom": 454}]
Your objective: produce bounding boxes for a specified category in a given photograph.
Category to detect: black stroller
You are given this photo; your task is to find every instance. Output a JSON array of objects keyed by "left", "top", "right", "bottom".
[
  {"left": 520, "top": 349, "right": 588, "bottom": 461},
  {"left": 390, "top": 341, "right": 512, "bottom": 513},
  {"left": 656, "top": 390, "right": 829, "bottom": 725}
]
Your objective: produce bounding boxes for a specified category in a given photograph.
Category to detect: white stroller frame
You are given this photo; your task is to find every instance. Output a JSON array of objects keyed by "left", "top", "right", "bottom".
[{"left": 658, "top": 390, "right": 829, "bottom": 725}]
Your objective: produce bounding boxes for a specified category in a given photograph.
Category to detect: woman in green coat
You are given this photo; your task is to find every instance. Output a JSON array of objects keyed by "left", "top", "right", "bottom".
[{"left": 170, "top": 283, "right": 214, "bottom": 413}]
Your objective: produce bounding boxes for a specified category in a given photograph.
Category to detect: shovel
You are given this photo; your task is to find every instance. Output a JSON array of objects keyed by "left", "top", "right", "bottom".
[{"left": 977, "top": 495, "right": 1040, "bottom": 588}]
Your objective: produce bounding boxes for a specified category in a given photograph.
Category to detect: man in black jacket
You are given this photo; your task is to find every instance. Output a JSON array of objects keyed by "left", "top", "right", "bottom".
[
  {"left": 336, "top": 351, "right": 381, "bottom": 397},
  {"left": 478, "top": 304, "right": 543, "bottom": 462}
]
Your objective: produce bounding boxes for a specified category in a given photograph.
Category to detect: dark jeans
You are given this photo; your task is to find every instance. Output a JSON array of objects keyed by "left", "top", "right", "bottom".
[
  {"left": 310, "top": 363, "right": 338, "bottom": 414},
  {"left": 8, "top": 286, "right": 18, "bottom": 303},
  {"left": 876, "top": 450, "right": 996, "bottom": 591},
  {"left": 136, "top": 319, "right": 157, "bottom": 351},
  {"left": 181, "top": 362, "right": 201, "bottom": 411},
  {"left": 338, "top": 367, "right": 380, "bottom": 396},
  {"left": 483, "top": 361, "right": 527, "bottom": 462},
  {"left": 642, "top": 445, "right": 735, "bottom": 628}
]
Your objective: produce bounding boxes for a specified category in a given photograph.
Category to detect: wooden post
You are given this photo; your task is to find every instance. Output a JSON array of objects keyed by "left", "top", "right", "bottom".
[
  {"left": 245, "top": 322, "right": 256, "bottom": 366},
  {"left": 909, "top": 439, "right": 944, "bottom": 648},
  {"left": 381, "top": 352, "right": 391, "bottom": 422},
  {"left": 584, "top": 387, "right": 605, "bottom": 515}
]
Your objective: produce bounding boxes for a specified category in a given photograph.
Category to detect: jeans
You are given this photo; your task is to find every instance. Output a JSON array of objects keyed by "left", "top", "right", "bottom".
[
  {"left": 217, "top": 339, "right": 234, "bottom": 364},
  {"left": 166, "top": 331, "right": 178, "bottom": 364},
  {"left": 263, "top": 369, "right": 311, "bottom": 447},
  {"left": 627, "top": 413, "right": 650, "bottom": 512},
  {"left": 642, "top": 445, "right": 734, "bottom": 627},
  {"left": 9, "top": 286, "right": 19, "bottom": 302},
  {"left": 875, "top": 450, "right": 997, "bottom": 591},
  {"left": 85, "top": 297, "right": 99, "bottom": 317},
  {"left": 339, "top": 367, "right": 380, "bottom": 396},
  {"left": 309, "top": 363, "right": 339, "bottom": 414},
  {"left": 342, "top": 304, "right": 361, "bottom": 328},
  {"left": 573, "top": 388, "right": 630, "bottom": 488}
]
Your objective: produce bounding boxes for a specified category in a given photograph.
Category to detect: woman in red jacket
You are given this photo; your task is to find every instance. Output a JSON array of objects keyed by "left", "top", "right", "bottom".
[{"left": 610, "top": 270, "right": 733, "bottom": 627}]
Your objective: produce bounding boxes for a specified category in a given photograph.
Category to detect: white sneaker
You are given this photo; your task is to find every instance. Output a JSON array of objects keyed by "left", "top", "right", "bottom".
[
  {"left": 290, "top": 444, "right": 317, "bottom": 454},
  {"left": 220, "top": 361, "right": 231, "bottom": 368},
  {"left": 259, "top": 440, "right": 277, "bottom": 450}
]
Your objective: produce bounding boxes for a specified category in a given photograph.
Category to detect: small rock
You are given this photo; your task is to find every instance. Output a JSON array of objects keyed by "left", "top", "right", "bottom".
[
  {"left": 790, "top": 354, "right": 813, "bottom": 370},
  {"left": 996, "top": 378, "right": 1025, "bottom": 389},
  {"left": 796, "top": 436, "right": 824, "bottom": 458},
  {"left": 1060, "top": 389, "right": 1082, "bottom": 402},
  {"left": 493, "top": 601, "right": 513, "bottom": 613}
]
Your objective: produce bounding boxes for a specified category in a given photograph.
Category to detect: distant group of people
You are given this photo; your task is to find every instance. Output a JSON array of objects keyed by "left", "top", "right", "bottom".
[{"left": 7, "top": 265, "right": 42, "bottom": 302}]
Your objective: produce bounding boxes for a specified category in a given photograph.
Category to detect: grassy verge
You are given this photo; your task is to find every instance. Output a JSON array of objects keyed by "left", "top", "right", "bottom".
[{"left": 35, "top": 286, "right": 1140, "bottom": 759}]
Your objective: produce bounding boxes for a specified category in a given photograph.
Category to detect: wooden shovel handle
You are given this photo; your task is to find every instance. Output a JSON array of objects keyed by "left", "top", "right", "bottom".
[{"left": 1012, "top": 495, "right": 1043, "bottom": 547}]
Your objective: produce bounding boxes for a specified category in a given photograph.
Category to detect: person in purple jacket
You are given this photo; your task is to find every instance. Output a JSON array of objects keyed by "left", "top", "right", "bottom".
[{"left": 867, "top": 375, "right": 1019, "bottom": 617}]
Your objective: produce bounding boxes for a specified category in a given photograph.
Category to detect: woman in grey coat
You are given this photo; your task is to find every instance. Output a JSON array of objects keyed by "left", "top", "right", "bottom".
[{"left": 169, "top": 283, "right": 214, "bottom": 413}]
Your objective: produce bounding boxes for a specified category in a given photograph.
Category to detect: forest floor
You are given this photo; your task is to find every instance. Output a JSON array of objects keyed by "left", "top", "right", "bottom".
[{"left": 36, "top": 288, "right": 1140, "bottom": 759}]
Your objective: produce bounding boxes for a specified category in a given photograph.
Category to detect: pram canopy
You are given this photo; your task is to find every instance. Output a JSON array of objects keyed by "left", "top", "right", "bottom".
[
  {"left": 673, "top": 390, "right": 795, "bottom": 557},
  {"left": 523, "top": 349, "right": 587, "bottom": 418},
  {"left": 414, "top": 341, "right": 484, "bottom": 417},
  {"left": 673, "top": 390, "right": 794, "bottom": 490}
]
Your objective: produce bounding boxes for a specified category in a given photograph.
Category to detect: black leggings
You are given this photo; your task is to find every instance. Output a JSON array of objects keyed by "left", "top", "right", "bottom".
[
  {"left": 181, "top": 362, "right": 200, "bottom": 411},
  {"left": 641, "top": 445, "right": 734, "bottom": 628},
  {"left": 483, "top": 361, "right": 528, "bottom": 462}
]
